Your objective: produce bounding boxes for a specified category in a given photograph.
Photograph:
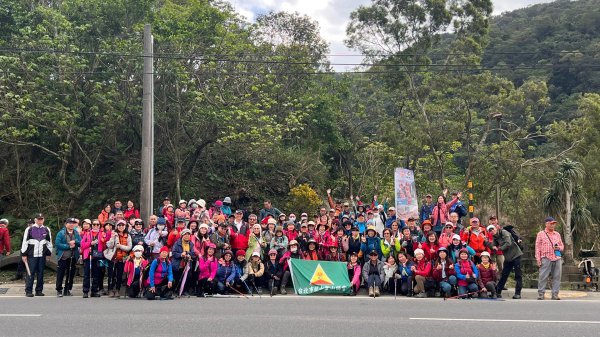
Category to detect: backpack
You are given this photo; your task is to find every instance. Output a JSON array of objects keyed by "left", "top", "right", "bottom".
[
  {"left": 504, "top": 226, "right": 524, "bottom": 250},
  {"left": 451, "top": 202, "right": 468, "bottom": 218}
]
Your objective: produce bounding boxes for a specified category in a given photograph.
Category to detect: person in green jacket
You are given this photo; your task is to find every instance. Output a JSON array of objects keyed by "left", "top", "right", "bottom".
[{"left": 380, "top": 228, "right": 401, "bottom": 260}]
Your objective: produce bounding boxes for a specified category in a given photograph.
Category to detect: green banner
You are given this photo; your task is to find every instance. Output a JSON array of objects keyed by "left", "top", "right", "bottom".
[{"left": 289, "top": 259, "right": 352, "bottom": 295}]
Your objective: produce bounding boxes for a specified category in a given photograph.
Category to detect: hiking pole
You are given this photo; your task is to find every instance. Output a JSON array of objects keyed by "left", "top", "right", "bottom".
[
  {"left": 242, "top": 280, "right": 253, "bottom": 296},
  {"left": 270, "top": 279, "right": 274, "bottom": 297},
  {"left": 394, "top": 278, "right": 397, "bottom": 300},
  {"left": 444, "top": 289, "right": 485, "bottom": 300},
  {"left": 251, "top": 278, "right": 261, "bottom": 299},
  {"left": 227, "top": 284, "right": 249, "bottom": 299}
]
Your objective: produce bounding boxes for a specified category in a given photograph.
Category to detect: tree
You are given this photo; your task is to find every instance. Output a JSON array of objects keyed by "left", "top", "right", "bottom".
[{"left": 543, "top": 159, "right": 592, "bottom": 262}]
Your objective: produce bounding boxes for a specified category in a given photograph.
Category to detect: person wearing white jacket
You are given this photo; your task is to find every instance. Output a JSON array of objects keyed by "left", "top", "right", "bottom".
[{"left": 21, "top": 213, "right": 53, "bottom": 297}]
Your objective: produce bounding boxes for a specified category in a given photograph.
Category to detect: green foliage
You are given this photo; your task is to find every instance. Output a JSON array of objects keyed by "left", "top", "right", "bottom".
[{"left": 287, "top": 184, "right": 322, "bottom": 216}]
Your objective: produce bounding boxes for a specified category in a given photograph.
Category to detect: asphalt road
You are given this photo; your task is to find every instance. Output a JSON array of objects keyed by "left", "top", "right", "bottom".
[{"left": 1, "top": 296, "right": 599, "bottom": 337}]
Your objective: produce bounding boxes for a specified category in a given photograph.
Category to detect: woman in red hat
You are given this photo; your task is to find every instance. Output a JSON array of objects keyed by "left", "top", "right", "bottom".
[{"left": 145, "top": 246, "right": 173, "bottom": 300}]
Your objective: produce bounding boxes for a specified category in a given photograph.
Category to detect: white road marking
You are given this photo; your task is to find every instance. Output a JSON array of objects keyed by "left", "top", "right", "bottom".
[
  {"left": 410, "top": 318, "right": 600, "bottom": 324},
  {"left": 0, "top": 314, "right": 42, "bottom": 317}
]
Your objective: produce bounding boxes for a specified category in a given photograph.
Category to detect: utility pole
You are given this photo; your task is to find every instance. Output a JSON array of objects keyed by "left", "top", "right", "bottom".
[
  {"left": 140, "top": 24, "right": 154, "bottom": 222},
  {"left": 492, "top": 112, "right": 503, "bottom": 220}
]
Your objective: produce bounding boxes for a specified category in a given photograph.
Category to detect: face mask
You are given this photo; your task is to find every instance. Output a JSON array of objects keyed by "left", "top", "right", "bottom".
[
  {"left": 92, "top": 228, "right": 99, "bottom": 233},
  {"left": 157, "top": 225, "right": 165, "bottom": 231},
  {"left": 289, "top": 217, "right": 296, "bottom": 222},
  {"left": 290, "top": 247, "right": 297, "bottom": 253},
  {"left": 134, "top": 251, "right": 142, "bottom": 258}
]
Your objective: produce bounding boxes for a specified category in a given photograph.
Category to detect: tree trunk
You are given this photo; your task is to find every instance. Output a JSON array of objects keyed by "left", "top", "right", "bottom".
[{"left": 564, "top": 185, "right": 574, "bottom": 263}]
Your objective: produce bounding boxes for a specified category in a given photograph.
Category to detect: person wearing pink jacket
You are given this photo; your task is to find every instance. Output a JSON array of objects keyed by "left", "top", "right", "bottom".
[
  {"left": 347, "top": 252, "right": 362, "bottom": 296},
  {"left": 197, "top": 242, "right": 218, "bottom": 297}
]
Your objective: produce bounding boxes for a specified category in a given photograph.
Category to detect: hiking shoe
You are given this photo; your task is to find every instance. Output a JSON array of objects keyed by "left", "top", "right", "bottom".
[
  {"left": 35, "top": 292, "right": 45, "bottom": 296},
  {"left": 415, "top": 292, "right": 427, "bottom": 298},
  {"left": 57, "top": 291, "right": 63, "bottom": 298},
  {"left": 100, "top": 289, "right": 108, "bottom": 295},
  {"left": 551, "top": 295, "right": 561, "bottom": 300},
  {"left": 374, "top": 286, "right": 380, "bottom": 297},
  {"left": 63, "top": 290, "right": 72, "bottom": 297},
  {"left": 512, "top": 294, "right": 521, "bottom": 299},
  {"left": 368, "top": 287, "right": 374, "bottom": 297},
  {"left": 537, "top": 294, "right": 544, "bottom": 300},
  {"left": 25, "top": 292, "right": 34, "bottom": 297},
  {"left": 91, "top": 293, "right": 101, "bottom": 298},
  {"left": 83, "top": 293, "right": 88, "bottom": 298},
  {"left": 280, "top": 288, "right": 287, "bottom": 295}
]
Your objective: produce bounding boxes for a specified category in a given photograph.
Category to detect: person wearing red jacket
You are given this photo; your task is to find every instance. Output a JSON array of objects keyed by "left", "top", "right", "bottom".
[
  {"left": 421, "top": 232, "right": 440, "bottom": 262},
  {"left": 283, "top": 221, "right": 298, "bottom": 242},
  {"left": 431, "top": 247, "right": 457, "bottom": 297},
  {"left": 411, "top": 248, "right": 432, "bottom": 298},
  {"left": 0, "top": 219, "right": 11, "bottom": 259},
  {"left": 229, "top": 210, "right": 249, "bottom": 256},
  {"left": 167, "top": 218, "right": 186, "bottom": 248},
  {"left": 123, "top": 200, "right": 140, "bottom": 220},
  {"left": 460, "top": 217, "right": 488, "bottom": 264}
]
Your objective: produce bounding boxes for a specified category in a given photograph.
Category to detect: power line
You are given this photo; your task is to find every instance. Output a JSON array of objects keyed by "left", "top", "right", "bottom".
[
  {"left": 0, "top": 63, "right": 599, "bottom": 78},
  {"left": 0, "top": 47, "right": 598, "bottom": 68}
]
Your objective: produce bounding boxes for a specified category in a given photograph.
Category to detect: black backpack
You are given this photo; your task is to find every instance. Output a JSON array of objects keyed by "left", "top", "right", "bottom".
[{"left": 504, "top": 225, "right": 524, "bottom": 250}]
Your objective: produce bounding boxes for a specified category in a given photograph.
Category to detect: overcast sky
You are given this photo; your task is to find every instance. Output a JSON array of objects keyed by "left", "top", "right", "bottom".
[{"left": 228, "top": 0, "right": 556, "bottom": 70}]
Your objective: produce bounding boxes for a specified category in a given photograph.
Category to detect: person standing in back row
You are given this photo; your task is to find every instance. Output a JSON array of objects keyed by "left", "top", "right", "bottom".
[
  {"left": 21, "top": 213, "right": 53, "bottom": 297},
  {"left": 535, "top": 217, "right": 564, "bottom": 300},
  {"left": 55, "top": 218, "right": 81, "bottom": 297}
]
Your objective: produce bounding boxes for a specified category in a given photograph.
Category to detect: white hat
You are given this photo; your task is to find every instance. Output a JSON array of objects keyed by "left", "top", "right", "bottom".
[
  {"left": 198, "top": 199, "right": 206, "bottom": 208},
  {"left": 179, "top": 200, "right": 187, "bottom": 205},
  {"left": 133, "top": 245, "right": 144, "bottom": 252},
  {"left": 481, "top": 251, "right": 491, "bottom": 258},
  {"left": 486, "top": 225, "right": 496, "bottom": 232},
  {"left": 199, "top": 223, "right": 209, "bottom": 230},
  {"left": 452, "top": 234, "right": 461, "bottom": 241},
  {"left": 414, "top": 248, "right": 424, "bottom": 256},
  {"left": 252, "top": 252, "right": 260, "bottom": 258},
  {"left": 223, "top": 197, "right": 232, "bottom": 204},
  {"left": 267, "top": 218, "right": 277, "bottom": 225},
  {"left": 388, "top": 207, "right": 396, "bottom": 211}
]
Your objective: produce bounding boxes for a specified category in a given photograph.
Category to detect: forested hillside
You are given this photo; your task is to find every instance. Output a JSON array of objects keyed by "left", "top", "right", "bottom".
[{"left": 0, "top": 0, "right": 598, "bottom": 253}]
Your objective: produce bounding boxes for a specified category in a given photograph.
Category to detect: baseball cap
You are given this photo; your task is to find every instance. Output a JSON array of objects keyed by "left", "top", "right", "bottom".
[
  {"left": 35, "top": 213, "right": 44, "bottom": 219},
  {"left": 66, "top": 218, "right": 77, "bottom": 224},
  {"left": 544, "top": 217, "right": 557, "bottom": 223}
]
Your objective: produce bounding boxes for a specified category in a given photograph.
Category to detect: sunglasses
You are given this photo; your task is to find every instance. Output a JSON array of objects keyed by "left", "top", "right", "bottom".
[{"left": 269, "top": 253, "right": 277, "bottom": 256}]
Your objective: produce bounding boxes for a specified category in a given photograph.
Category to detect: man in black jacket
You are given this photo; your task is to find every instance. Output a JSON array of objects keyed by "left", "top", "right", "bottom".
[{"left": 486, "top": 224, "right": 523, "bottom": 300}]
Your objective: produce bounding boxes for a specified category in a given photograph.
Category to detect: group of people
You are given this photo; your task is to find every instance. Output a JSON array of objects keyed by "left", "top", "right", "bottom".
[{"left": 10, "top": 189, "right": 565, "bottom": 300}]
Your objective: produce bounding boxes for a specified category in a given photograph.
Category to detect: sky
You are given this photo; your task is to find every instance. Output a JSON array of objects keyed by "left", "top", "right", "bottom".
[{"left": 228, "top": 0, "right": 556, "bottom": 70}]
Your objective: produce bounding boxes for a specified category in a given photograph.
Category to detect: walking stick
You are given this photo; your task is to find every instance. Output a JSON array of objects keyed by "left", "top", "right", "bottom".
[
  {"left": 227, "top": 284, "right": 249, "bottom": 299},
  {"left": 242, "top": 279, "right": 253, "bottom": 296},
  {"left": 394, "top": 278, "right": 397, "bottom": 299},
  {"left": 444, "top": 289, "right": 485, "bottom": 300},
  {"left": 251, "top": 278, "right": 261, "bottom": 299},
  {"left": 270, "top": 278, "right": 274, "bottom": 297},
  {"left": 22, "top": 256, "right": 32, "bottom": 279}
]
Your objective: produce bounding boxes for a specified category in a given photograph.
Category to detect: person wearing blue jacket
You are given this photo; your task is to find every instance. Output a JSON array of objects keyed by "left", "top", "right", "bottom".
[
  {"left": 171, "top": 229, "right": 196, "bottom": 296},
  {"left": 216, "top": 250, "right": 238, "bottom": 294},
  {"left": 395, "top": 252, "right": 414, "bottom": 296},
  {"left": 55, "top": 218, "right": 81, "bottom": 297},
  {"left": 146, "top": 246, "right": 174, "bottom": 300},
  {"left": 360, "top": 226, "right": 382, "bottom": 260}
]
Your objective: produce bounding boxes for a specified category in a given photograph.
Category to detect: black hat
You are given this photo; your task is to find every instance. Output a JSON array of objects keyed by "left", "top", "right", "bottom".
[
  {"left": 176, "top": 218, "right": 186, "bottom": 223},
  {"left": 65, "top": 218, "right": 77, "bottom": 224},
  {"left": 351, "top": 226, "right": 359, "bottom": 231},
  {"left": 35, "top": 213, "right": 44, "bottom": 219},
  {"left": 163, "top": 196, "right": 170, "bottom": 201},
  {"left": 369, "top": 250, "right": 378, "bottom": 256},
  {"left": 219, "top": 222, "right": 228, "bottom": 228}
]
